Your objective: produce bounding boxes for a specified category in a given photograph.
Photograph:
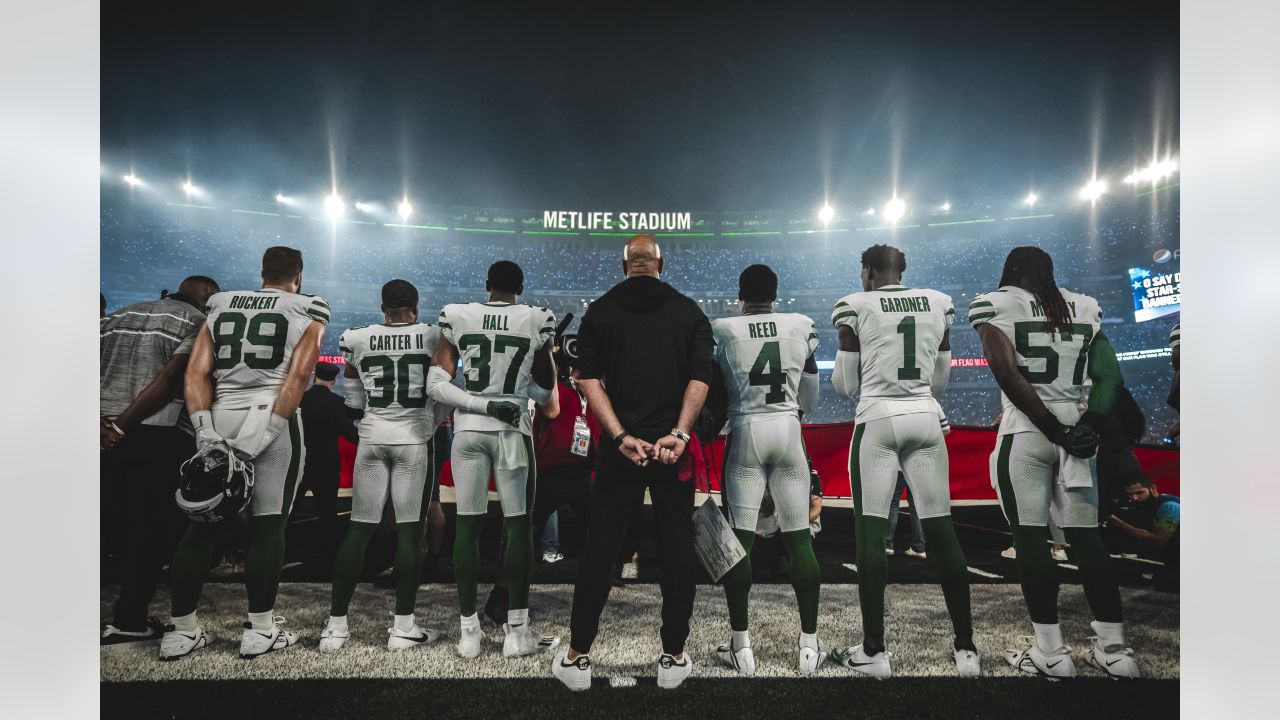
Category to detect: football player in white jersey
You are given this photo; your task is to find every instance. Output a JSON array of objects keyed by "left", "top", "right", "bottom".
[
  {"left": 829, "top": 244, "right": 978, "bottom": 678},
  {"left": 425, "top": 260, "right": 561, "bottom": 659},
  {"left": 160, "top": 247, "right": 326, "bottom": 660},
  {"left": 971, "top": 246, "right": 1139, "bottom": 679},
  {"left": 318, "top": 280, "right": 449, "bottom": 653},
  {"left": 709, "top": 264, "right": 825, "bottom": 676}
]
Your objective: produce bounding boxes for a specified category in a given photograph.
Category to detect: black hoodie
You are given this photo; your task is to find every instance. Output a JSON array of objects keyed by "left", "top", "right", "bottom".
[{"left": 576, "top": 275, "right": 713, "bottom": 441}]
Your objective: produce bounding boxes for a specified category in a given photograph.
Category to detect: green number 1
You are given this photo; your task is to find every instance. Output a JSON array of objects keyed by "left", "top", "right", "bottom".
[
  {"left": 748, "top": 341, "right": 786, "bottom": 404},
  {"left": 896, "top": 316, "right": 921, "bottom": 380}
]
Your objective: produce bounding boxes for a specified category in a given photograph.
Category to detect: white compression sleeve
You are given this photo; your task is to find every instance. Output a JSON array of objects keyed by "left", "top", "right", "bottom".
[
  {"left": 528, "top": 381, "right": 553, "bottom": 405},
  {"left": 931, "top": 351, "right": 952, "bottom": 398},
  {"left": 342, "top": 375, "right": 367, "bottom": 410},
  {"left": 832, "top": 350, "right": 861, "bottom": 398},
  {"left": 426, "top": 365, "right": 489, "bottom": 414},
  {"left": 797, "top": 371, "right": 819, "bottom": 415}
]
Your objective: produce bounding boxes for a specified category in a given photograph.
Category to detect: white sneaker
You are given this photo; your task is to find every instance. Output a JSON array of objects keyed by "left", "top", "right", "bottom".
[
  {"left": 1051, "top": 547, "right": 1069, "bottom": 562},
  {"left": 905, "top": 548, "right": 928, "bottom": 559},
  {"left": 621, "top": 562, "right": 639, "bottom": 579},
  {"left": 552, "top": 649, "right": 592, "bottom": 691},
  {"left": 657, "top": 653, "right": 693, "bottom": 689},
  {"left": 716, "top": 637, "right": 756, "bottom": 676},
  {"left": 1004, "top": 636, "right": 1076, "bottom": 679},
  {"left": 1001, "top": 546, "right": 1017, "bottom": 559},
  {"left": 954, "top": 648, "right": 981, "bottom": 677},
  {"left": 798, "top": 640, "right": 828, "bottom": 675},
  {"left": 159, "top": 625, "right": 208, "bottom": 661},
  {"left": 318, "top": 620, "right": 350, "bottom": 653},
  {"left": 502, "top": 623, "right": 561, "bottom": 657},
  {"left": 458, "top": 619, "right": 482, "bottom": 658},
  {"left": 388, "top": 624, "right": 442, "bottom": 651},
  {"left": 239, "top": 618, "right": 299, "bottom": 659},
  {"left": 884, "top": 547, "right": 895, "bottom": 556},
  {"left": 833, "top": 644, "right": 892, "bottom": 678},
  {"left": 1084, "top": 637, "right": 1141, "bottom": 678},
  {"left": 542, "top": 550, "right": 565, "bottom": 564}
]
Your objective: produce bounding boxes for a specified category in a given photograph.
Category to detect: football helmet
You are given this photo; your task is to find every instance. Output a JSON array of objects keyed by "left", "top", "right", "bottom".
[{"left": 175, "top": 442, "right": 254, "bottom": 523}]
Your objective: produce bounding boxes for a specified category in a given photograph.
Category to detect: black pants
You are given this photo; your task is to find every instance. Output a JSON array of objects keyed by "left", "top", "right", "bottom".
[
  {"left": 532, "top": 461, "right": 593, "bottom": 552},
  {"left": 569, "top": 442, "right": 696, "bottom": 655},
  {"left": 297, "top": 459, "right": 341, "bottom": 559},
  {"left": 102, "top": 425, "right": 192, "bottom": 630}
]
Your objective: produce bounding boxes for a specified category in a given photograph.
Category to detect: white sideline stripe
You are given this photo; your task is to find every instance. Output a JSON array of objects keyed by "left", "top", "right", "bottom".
[
  {"left": 842, "top": 563, "right": 858, "bottom": 572},
  {"left": 1060, "top": 563, "right": 1079, "bottom": 571},
  {"left": 608, "top": 676, "right": 638, "bottom": 688},
  {"left": 966, "top": 566, "right": 1002, "bottom": 579}
]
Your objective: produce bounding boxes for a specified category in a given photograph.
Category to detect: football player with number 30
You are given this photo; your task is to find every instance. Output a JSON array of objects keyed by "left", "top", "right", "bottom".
[
  {"left": 972, "top": 246, "right": 1140, "bottom": 679},
  {"left": 160, "top": 247, "right": 327, "bottom": 661}
]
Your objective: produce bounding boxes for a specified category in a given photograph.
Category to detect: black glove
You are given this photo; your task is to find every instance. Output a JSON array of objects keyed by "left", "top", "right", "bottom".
[
  {"left": 486, "top": 400, "right": 524, "bottom": 427},
  {"left": 1060, "top": 424, "right": 1100, "bottom": 459}
]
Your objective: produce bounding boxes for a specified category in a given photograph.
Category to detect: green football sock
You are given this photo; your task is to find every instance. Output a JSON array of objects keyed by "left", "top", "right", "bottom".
[
  {"left": 855, "top": 514, "right": 890, "bottom": 640},
  {"left": 781, "top": 529, "right": 820, "bottom": 635},
  {"left": 503, "top": 514, "right": 534, "bottom": 610},
  {"left": 920, "top": 516, "right": 973, "bottom": 639},
  {"left": 1010, "top": 525, "right": 1059, "bottom": 624},
  {"left": 245, "top": 515, "right": 289, "bottom": 614},
  {"left": 1063, "top": 526, "right": 1124, "bottom": 623},
  {"left": 721, "top": 529, "right": 757, "bottom": 632},
  {"left": 329, "top": 521, "right": 378, "bottom": 617},
  {"left": 169, "top": 521, "right": 227, "bottom": 617},
  {"left": 394, "top": 521, "right": 425, "bottom": 616},
  {"left": 453, "top": 514, "right": 485, "bottom": 616}
]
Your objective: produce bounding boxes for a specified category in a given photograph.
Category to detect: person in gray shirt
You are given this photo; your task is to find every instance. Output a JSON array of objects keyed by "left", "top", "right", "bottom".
[{"left": 100, "top": 275, "right": 219, "bottom": 649}]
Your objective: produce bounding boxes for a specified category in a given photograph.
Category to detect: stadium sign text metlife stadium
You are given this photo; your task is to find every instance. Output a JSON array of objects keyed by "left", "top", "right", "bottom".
[{"left": 542, "top": 210, "right": 693, "bottom": 232}]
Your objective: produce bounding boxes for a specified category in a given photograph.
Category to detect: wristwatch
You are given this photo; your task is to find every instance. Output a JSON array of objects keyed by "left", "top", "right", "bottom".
[{"left": 668, "top": 428, "right": 691, "bottom": 444}]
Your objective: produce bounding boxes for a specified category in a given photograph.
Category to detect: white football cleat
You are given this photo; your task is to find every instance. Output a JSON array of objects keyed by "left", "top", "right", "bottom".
[
  {"left": 833, "top": 644, "right": 892, "bottom": 679},
  {"left": 1004, "top": 636, "right": 1076, "bottom": 679},
  {"left": 1084, "top": 637, "right": 1141, "bottom": 678},
  {"left": 716, "top": 638, "right": 756, "bottom": 677},
  {"left": 388, "top": 624, "right": 441, "bottom": 651},
  {"left": 798, "top": 641, "right": 828, "bottom": 675},
  {"left": 657, "top": 652, "right": 693, "bottom": 689},
  {"left": 159, "top": 625, "right": 208, "bottom": 661},
  {"left": 954, "top": 648, "right": 982, "bottom": 677},
  {"left": 457, "top": 619, "right": 483, "bottom": 658},
  {"left": 239, "top": 618, "right": 299, "bottom": 659},
  {"left": 318, "top": 621, "right": 349, "bottom": 654},
  {"left": 552, "top": 649, "right": 592, "bottom": 691},
  {"left": 502, "top": 623, "right": 561, "bottom": 657}
]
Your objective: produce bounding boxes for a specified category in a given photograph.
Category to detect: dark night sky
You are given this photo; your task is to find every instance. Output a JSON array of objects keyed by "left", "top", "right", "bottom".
[{"left": 101, "top": 1, "right": 1178, "bottom": 211}]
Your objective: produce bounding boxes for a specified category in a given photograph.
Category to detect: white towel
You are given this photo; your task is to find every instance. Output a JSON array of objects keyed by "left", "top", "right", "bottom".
[
  {"left": 1058, "top": 447, "right": 1094, "bottom": 489},
  {"left": 494, "top": 429, "right": 526, "bottom": 471},
  {"left": 228, "top": 403, "right": 273, "bottom": 456}
]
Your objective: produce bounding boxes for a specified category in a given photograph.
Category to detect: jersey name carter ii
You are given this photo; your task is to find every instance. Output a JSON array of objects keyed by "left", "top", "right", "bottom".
[
  {"left": 340, "top": 322, "right": 442, "bottom": 444},
  {"left": 438, "top": 301, "right": 556, "bottom": 436},
  {"left": 712, "top": 313, "right": 818, "bottom": 429},
  {"left": 831, "top": 285, "right": 953, "bottom": 423},
  {"left": 968, "top": 285, "right": 1103, "bottom": 435},
  {"left": 207, "top": 289, "right": 329, "bottom": 409}
]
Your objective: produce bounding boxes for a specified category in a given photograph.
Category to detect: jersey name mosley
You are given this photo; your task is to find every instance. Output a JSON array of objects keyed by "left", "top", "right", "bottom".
[{"left": 1028, "top": 300, "right": 1079, "bottom": 318}]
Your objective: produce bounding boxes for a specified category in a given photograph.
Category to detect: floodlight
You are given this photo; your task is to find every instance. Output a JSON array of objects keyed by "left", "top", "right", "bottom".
[
  {"left": 1079, "top": 179, "right": 1107, "bottom": 202},
  {"left": 1025, "top": 192, "right": 1038, "bottom": 206},
  {"left": 324, "top": 194, "right": 344, "bottom": 219},
  {"left": 883, "top": 197, "right": 906, "bottom": 224},
  {"left": 818, "top": 204, "right": 834, "bottom": 225},
  {"left": 123, "top": 174, "right": 141, "bottom": 187},
  {"left": 941, "top": 201, "right": 951, "bottom": 212},
  {"left": 354, "top": 201, "right": 372, "bottom": 212},
  {"left": 276, "top": 193, "right": 289, "bottom": 203},
  {"left": 182, "top": 181, "right": 197, "bottom": 195},
  {"left": 398, "top": 200, "right": 413, "bottom": 219}
]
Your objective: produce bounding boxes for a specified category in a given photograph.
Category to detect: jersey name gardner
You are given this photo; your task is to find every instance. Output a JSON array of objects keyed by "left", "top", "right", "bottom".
[
  {"left": 439, "top": 301, "right": 555, "bottom": 436},
  {"left": 712, "top": 313, "right": 818, "bottom": 429},
  {"left": 968, "top": 285, "right": 1103, "bottom": 435},
  {"left": 831, "top": 285, "right": 953, "bottom": 423},
  {"left": 207, "top": 289, "right": 329, "bottom": 409},
  {"left": 341, "top": 322, "right": 442, "bottom": 444}
]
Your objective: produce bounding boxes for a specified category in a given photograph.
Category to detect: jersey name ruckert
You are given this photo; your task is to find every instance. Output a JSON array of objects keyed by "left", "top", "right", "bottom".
[
  {"left": 368, "top": 333, "right": 423, "bottom": 351},
  {"left": 878, "top": 296, "right": 931, "bottom": 313},
  {"left": 228, "top": 295, "right": 280, "bottom": 310},
  {"left": 482, "top": 314, "right": 510, "bottom": 331},
  {"left": 747, "top": 321, "right": 778, "bottom": 339}
]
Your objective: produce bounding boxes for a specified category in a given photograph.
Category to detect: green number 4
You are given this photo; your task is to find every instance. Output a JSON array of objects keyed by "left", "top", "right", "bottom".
[{"left": 749, "top": 341, "right": 786, "bottom": 404}]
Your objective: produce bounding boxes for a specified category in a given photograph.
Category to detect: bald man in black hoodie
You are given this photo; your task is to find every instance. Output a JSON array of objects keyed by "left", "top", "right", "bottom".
[{"left": 552, "top": 234, "right": 713, "bottom": 691}]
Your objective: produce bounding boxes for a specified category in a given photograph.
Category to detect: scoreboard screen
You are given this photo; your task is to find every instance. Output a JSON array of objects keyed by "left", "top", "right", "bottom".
[{"left": 1129, "top": 265, "right": 1181, "bottom": 322}]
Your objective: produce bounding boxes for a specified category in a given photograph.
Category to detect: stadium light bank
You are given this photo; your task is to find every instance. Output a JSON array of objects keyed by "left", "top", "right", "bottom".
[{"left": 324, "top": 194, "right": 345, "bottom": 220}]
